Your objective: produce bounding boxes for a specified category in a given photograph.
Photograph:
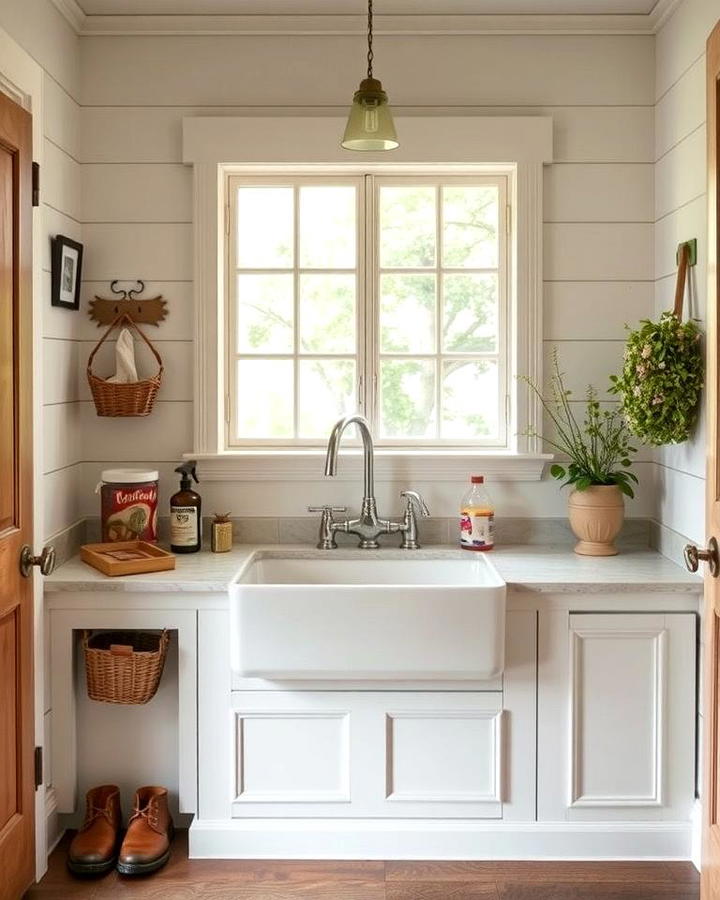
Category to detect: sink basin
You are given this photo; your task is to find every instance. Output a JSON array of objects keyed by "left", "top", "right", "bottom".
[{"left": 230, "top": 553, "right": 506, "bottom": 680}]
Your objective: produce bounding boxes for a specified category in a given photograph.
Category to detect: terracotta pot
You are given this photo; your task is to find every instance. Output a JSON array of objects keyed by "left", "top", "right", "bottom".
[{"left": 567, "top": 484, "right": 625, "bottom": 557}]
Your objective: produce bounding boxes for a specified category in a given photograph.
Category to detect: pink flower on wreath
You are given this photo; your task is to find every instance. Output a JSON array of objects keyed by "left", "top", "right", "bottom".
[
  {"left": 652, "top": 394, "right": 664, "bottom": 405},
  {"left": 641, "top": 344, "right": 652, "bottom": 359}
]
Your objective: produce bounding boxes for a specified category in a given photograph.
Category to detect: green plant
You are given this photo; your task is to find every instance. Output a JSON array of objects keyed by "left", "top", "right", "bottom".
[
  {"left": 521, "top": 350, "right": 638, "bottom": 498},
  {"left": 609, "top": 311, "right": 703, "bottom": 446}
]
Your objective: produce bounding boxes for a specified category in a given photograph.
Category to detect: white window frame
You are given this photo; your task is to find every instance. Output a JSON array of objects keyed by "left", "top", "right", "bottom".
[
  {"left": 183, "top": 115, "right": 552, "bottom": 482},
  {"left": 225, "top": 172, "right": 510, "bottom": 450}
]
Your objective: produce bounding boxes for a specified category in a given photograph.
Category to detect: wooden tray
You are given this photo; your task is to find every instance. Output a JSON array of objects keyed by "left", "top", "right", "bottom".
[{"left": 81, "top": 541, "right": 175, "bottom": 577}]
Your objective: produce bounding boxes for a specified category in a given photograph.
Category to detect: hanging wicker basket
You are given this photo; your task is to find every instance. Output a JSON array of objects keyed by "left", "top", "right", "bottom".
[
  {"left": 83, "top": 630, "right": 169, "bottom": 704},
  {"left": 87, "top": 312, "right": 163, "bottom": 417}
]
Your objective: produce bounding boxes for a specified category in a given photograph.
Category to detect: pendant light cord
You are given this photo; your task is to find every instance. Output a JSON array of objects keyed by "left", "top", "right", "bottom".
[{"left": 366, "top": 0, "right": 374, "bottom": 79}]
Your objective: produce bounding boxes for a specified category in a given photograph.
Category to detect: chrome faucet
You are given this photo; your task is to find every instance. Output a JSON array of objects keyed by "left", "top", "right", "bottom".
[{"left": 309, "top": 414, "right": 429, "bottom": 550}]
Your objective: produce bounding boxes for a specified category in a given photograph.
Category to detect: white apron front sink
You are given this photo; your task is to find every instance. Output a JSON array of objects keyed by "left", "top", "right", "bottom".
[{"left": 230, "top": 553, "right": 506, "bottom": 680}]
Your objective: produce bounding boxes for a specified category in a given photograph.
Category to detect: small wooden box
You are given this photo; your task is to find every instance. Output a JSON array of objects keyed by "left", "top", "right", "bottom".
[{"left": 81, "top": 541, "right": 175, "bottom": 577}]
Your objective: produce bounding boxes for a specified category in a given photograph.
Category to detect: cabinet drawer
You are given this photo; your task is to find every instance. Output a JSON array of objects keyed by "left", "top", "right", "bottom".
[{"left": 230, "top": 691, "right": 504, "bottom": 819}]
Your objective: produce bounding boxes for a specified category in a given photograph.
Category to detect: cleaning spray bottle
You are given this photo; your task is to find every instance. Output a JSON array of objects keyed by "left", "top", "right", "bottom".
[{"left": 170, "top": 461, "right": 202, "bottom": 554}]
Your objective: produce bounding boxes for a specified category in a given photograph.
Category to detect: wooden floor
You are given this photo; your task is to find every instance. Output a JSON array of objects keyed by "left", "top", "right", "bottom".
[{"left": 26, "top": 832, "right": 700, "bottom": 900}]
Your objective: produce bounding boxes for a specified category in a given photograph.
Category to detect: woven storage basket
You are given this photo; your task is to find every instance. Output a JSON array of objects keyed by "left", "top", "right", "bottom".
[
  {"left": 87, "top": 312, "right": 163, "bottom": 417},
  {"left": 83, "top": 630, "right": 169, "bottom": 704}
]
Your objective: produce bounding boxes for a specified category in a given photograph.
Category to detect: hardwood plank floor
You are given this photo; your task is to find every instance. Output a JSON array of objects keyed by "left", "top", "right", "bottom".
[{"left": 25, "top": 832, "right": 700, "bottom": 900}]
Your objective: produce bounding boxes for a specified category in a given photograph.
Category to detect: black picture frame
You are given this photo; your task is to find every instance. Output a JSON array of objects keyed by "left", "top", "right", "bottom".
[{"left": 51, "top": 234, "right": 83, "bottom": 310}]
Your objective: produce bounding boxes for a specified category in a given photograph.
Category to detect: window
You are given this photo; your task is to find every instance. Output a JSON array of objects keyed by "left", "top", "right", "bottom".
[{"left": 226, "top": 172, "right": 509, "bottom": 449}]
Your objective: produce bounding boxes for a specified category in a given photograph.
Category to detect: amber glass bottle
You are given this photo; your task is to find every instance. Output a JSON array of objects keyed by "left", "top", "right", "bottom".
[{"left": 170, "top": 461, "right": 202, "bottom": 553}]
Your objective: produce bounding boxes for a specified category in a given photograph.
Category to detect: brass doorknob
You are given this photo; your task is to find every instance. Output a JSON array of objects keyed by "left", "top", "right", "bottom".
[
  {"left": 19, "top": 544, "right": 56, "bottom": 578},
  {"left": 683, "top": 537, "right": 719, "bottom": 577}
]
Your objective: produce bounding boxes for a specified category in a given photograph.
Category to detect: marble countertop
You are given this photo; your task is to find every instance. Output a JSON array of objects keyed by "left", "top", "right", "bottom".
[{"left": 44, "top": 543, "right": 703, "bottom": 594}]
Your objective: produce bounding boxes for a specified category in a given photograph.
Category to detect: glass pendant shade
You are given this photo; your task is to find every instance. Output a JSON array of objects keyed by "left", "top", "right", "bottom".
[{"left": 341, "top": 77, "right": 399, "bottom": 151}]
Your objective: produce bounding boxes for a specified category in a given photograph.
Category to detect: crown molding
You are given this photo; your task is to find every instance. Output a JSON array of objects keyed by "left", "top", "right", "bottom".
[
  {"left": 50, "top": 10, "right": 664, "bottom": 37},
  {"left": 50, "top": 0, "right": 87, "bottom": 33},
  {"left": 648, "top": 0, "right": 683, "bottom": 32}
]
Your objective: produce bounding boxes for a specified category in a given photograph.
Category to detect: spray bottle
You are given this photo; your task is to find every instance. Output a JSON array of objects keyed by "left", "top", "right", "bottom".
[{"left": 170, "top": 461, "right": 202, "bottom": 553}]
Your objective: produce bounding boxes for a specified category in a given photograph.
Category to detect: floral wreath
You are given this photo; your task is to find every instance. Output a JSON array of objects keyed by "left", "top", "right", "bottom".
[{"left": 610, "top": 311, "right": 703, "bottom": 446}]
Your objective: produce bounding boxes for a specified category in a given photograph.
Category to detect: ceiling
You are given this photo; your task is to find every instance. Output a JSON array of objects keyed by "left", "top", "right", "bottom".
[{"left": 75, "top": 0, "right": 661, "bottom": 16}]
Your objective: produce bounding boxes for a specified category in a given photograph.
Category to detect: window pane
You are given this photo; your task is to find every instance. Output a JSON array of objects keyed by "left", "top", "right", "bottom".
[
  {"left": 379, "top": 186, "right": 436, "bottom": 268},
  {"left": 442, "top": 185, "right": 498, "bottom": 269},
  {"left": 298, "top": 359, "right": 356, "bottom": 438},
  {"left": 441, "top": 359, "right": 499, "bottom": 439},
  {"left": 380, "top": 274, "right": 436, "bottom": 353},
  {"left": 299, "top": 186, "right": 356, "bottom": 269},
  {"left": 236, "top": 359, "right": 293, "bottom": 439},
  {"left": 237, "top": 274, "right": 294, "bottom": 353},
  {"left": 237, "top": 186, "right": 293, "bottom": 268},
  {"left": 379, "top": 359, "right": 436, "bottom": 439},
  {"left": 442, "top": 274, "right": 498, "bottom": 353},
  {"left": 299, "top": 274, "right": 355, "bottom": 354}
]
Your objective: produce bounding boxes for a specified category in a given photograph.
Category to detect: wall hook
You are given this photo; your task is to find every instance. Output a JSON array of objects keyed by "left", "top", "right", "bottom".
[{"left": 89, "top": 280, "right": 169, "bottom": 327}]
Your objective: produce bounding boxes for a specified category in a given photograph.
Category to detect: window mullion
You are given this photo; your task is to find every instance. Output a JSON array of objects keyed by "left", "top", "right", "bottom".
[
  {"left": 364, "top": 173, "right": 377, "bottom": 429},
  {"left": 435, "top": 184, "right": 442, "bottom": 440},
  {"left": 293, "top": 184, "right": 300, "bottom": 439}
]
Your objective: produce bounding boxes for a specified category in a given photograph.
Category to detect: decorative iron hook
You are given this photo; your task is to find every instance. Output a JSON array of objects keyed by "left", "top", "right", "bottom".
[{"left": 127, "top": 280, "right": 146, "bottom": 300}]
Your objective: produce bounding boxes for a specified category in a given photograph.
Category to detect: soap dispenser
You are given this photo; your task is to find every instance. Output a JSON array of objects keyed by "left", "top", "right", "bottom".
[{"left": 170, "top": 461, "right": 202, "bottom": 553}]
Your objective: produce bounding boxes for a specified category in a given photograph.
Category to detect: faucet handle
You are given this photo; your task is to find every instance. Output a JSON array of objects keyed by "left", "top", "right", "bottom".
[
  {"left": 400, "top": 491, "right": 430, "bottom": 517},
  {"left": 308, "top": 506, "right": 346, "bottom": 550}
]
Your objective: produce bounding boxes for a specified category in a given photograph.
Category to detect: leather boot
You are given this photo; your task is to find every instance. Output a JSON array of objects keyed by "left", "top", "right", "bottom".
[
  {"left": 67, "top": 784, "right": 122, "bottom": 876},
  {"left": 117, "top": 785, "right": 174, "bottom": 876}
]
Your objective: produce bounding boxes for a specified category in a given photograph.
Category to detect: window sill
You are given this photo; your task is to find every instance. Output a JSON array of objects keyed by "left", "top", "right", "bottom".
[{"left": 191, "top": 450, "right": 553, "bottom": 483}]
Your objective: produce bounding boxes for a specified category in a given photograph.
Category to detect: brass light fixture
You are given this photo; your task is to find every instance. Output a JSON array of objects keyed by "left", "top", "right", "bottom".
[{"left": 341, "top": 0, "right": 399, "bottom": 151}]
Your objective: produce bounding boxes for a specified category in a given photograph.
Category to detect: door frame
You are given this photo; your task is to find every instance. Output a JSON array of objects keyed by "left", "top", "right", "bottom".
[{"left": 0, "top": 25, "right": 48, "bottom": 883}]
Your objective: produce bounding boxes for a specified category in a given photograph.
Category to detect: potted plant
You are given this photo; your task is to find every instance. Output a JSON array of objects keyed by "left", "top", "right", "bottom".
[{"left": 522, "top": 351, "right": 638, "bottom": 557}]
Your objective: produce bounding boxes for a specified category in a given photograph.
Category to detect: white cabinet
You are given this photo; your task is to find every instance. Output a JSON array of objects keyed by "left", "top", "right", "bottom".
[
  {"left": 230, "top": 691, "right": 504, "bottom": 819},
  {"left": 538, "top": 611, "right": 696, "bottom": 822}
]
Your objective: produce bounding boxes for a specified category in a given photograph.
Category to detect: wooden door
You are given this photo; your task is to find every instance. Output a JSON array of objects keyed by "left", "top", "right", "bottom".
[
  {"left": 704, "top": 20, "right": 720, "bottom": 900},
  {"left": 0, "top": 91, "right": 35, "bottom": 899}
]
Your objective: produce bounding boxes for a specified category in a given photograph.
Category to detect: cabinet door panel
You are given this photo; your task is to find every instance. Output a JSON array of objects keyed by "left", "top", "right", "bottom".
[
  {"left": 230, "top": 692, "right": 503, "bottom": 818},
  {"left": 538, "top": 611, "right": 696, "bottom": 823},
  {"left": 570, "top": 620, "right": 664, "bottom": 807}
]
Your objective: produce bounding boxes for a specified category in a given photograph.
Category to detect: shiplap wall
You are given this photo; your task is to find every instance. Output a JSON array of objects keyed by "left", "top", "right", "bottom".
[
  {"left": 0, "top": 2, "right": 82, "bottom": 543},
  {"left": 654, "top": 0, "right": 717, "bottom": 548},
  {"left": 76, "top": 33, "right": 656, "bottom": 520}
]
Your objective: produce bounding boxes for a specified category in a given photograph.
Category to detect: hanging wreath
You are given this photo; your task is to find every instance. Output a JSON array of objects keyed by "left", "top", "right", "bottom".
[{"left": 609, "top": 245, "right": 703, "bottom": 446}]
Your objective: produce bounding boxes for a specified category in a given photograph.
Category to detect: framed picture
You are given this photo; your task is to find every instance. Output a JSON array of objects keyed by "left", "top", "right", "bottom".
[{"left": 51, "top": 234, "right": 83, "bottom": 310}]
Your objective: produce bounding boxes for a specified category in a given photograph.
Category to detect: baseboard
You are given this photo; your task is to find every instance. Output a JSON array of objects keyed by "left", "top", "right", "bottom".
[
  {"left": 45, "top": 787, "right": 63, "bottom": 855},
  {"left": 189, "top": 818, "right": 692, "bottom": 861},
  {"left": 690, "top": 798, "right": 702, "bottom": 872}
]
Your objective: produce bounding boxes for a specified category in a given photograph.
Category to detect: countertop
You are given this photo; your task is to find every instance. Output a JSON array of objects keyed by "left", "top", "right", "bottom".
[{"left": 44, "top": 544, "right": 703, "bottom": 594}]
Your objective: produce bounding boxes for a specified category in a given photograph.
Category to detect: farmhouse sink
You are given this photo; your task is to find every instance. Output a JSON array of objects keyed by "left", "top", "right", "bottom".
[{"left": 230, "top": 553, "right": 506, "bottom": 680}]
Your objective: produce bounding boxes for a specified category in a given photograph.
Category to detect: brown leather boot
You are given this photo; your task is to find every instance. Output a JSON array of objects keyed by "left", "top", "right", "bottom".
[
  {"left": 67, "top": 784, "right": 122, "bottom": 876},
  {"left": 117, "top": 786, "right": 174, "bottom": 876}
]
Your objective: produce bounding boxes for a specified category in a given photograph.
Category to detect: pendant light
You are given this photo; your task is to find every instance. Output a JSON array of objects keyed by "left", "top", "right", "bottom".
[{"left": 341, "top": 0, "right": 399, "bottom": 151}]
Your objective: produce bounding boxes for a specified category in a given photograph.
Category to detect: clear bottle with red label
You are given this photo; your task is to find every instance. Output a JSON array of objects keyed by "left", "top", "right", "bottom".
[{"left": 459, "top": 475, "right": 495, "bottom": 551}]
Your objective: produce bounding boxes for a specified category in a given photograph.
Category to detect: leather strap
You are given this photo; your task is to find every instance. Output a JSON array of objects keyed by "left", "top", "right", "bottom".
[{"left": 673, "top": 243, "right": 689, "bottom": 319}]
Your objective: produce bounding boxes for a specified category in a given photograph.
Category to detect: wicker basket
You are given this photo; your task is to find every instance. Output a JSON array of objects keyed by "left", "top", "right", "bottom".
[
  {"left": 87, "top": 312, "right": 163, "bottom": 417},
  {"left": 83, "top": 630, "right": 169, "bottom": 704}
]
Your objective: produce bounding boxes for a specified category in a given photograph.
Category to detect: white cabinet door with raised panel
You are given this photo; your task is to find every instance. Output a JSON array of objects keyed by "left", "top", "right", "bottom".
[
  {"left": 537, "top": 611, "right": 696, "bottom": 822},
  {"left": 230, "top": 691, "right": 504, "bottom": 819}
]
